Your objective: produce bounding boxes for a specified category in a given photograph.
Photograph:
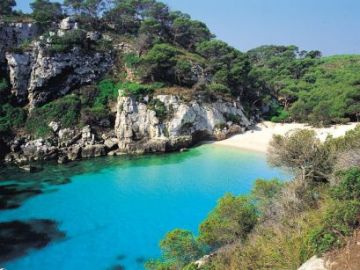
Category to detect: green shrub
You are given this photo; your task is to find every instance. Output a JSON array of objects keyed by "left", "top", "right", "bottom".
[
  {"left": 123, "top": 53, "right": 141, "bottom": 67},
  {"left": 92, "top": 38, "right": 112, "bottom": 52},
  {"left": 159, "top": 229, "right": 204, "bottom": 269},
  {"left": 120, "top": 81, "right": 163, "bottom": 97},
  {"left": 26, "top": 95, "right": 80, "bottom": 137},
  {"left": 251, "top": 178, "right": 283, "bottom": 214},
  {"left": 331, "top": 168, "right": 360, "bottom": 200},
  {"left": 307, "top": 226, "right": 339, "bottom": 255},
  {"left": 307, "top": 200, "right": 360, "bottom": 254},
  {"left": 93, "top": 79, "right": 120, "bottom": 108},
  {"left": 0, "top": 103, "right": 26, "bottom": 133},
  {"left": 199, "top": 194, "right": 257, "bottom": 248},
  {"left": 48, "top": 30, "right": 86, "bottom": 54},
  {"left": 271, "top": 109, "right": 290, "bottom": 123},
  {"left": 207, "top": 83, "right": 230, "bottom": 94}
]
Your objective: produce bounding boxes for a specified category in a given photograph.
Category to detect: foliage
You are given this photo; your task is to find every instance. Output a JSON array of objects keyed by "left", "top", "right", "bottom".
[
  {"left": 64, "top": 0, "right": 105, "bottom": 18},
  {"left": 0, "top": 103, "right": 26, "bottom": 133},
  {"left": 47, "top": 29, "right": 87, "bottom": 54},
  {"left": 307, "top": 200, "right": 360, "bottom": 254},
  {"left": 196, "top": 40, "right": 251, "bottom": 97},
  {"left": 251, "top": 178, "right": 283, "bottom": 214},
  {"left": 30, "top": 0, "right": 63, "bottom": 26},
  {"left": 159, "top": 229, "right": 204, "bottom": 269},
  {"left": 93, "top": 79, "right": 121, "bottom": 108},
  {"left": 25, "top": 95, "right": 81, "bottom": 137},
  {"left": 141, "top": 43, "right": 179, "bottom": 82},
  {"left": 248, "top": 46, "right": 360, "bottom": 124},
  {"left": 207, "top": 83, "right": 230, "bottom": 94},
  {"left": 199, "top": 194, "right": 257, "bottom": 249},
  {"left": 290, "top": 56, "right": 360, "bottom": 125},
  {"left": 331, "top": 167, "right": 360, "bottom": 201},
  {"left": 268, "top": 129, "right": 332, "bottom": 182},
  {"left": 270, "top": 108, "right": 289, "bottom": 123},
  {"left": 123, "top": 53, "right": 141, "bottom": 68},
  {"left": 0, "top": 0, "right": 16, "bottom": 15}
]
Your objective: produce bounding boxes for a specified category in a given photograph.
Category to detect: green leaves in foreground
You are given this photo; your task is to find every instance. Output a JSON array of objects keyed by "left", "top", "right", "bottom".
[{"left": 199, "top": 194, "right": 257, "bottom": 248}]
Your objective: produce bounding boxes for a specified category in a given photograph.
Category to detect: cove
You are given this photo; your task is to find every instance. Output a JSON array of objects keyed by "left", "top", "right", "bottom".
[{"left": 0, "top": 144, "right": 289, "bottom": 270}]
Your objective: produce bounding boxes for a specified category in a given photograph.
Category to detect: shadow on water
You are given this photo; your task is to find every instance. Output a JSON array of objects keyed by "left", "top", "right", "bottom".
[
  {"left": 0, "top": 219, "right": 65, "bottom": 263},
  {"left": 0, "top": 146, "right": 203, "bottom": 210}
]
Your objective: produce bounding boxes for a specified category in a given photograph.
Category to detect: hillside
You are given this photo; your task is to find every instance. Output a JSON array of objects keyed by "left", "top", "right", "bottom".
[{"left": 0, "top": 1, "right": 359, "bottom": 165}]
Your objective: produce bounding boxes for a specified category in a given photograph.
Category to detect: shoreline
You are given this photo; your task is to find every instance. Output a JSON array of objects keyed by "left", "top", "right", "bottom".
[{"left": 214, "top": 122, "right": 358, "bottom": 153}]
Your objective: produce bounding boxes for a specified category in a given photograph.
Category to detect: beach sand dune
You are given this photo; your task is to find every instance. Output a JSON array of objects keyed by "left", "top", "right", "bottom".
[{"left": 215, "top": 122, "right": 359, "bottom": 153}]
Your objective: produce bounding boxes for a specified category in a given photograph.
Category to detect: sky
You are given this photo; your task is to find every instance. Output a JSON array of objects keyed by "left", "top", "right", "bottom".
[{"left": 15, "top": 0, "right": 360, "bottom": 55}]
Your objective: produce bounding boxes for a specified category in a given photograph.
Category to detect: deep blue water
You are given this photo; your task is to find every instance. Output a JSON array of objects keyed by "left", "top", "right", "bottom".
[{"left": 0, "top": 144, "right": 289, "bottom": 270}]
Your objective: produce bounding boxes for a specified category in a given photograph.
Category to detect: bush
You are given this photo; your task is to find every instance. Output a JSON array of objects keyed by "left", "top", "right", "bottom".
[
  {"left": 120, "top": 82, "right": 164, "bottom": 97},
  {"left": 251, "top": 178, "right": 283, "bottom": 214},
  {"left": 207, "top": 83, "right": 230, "bottom": 94},
  {"left": 48, "top": 30, "right": 87, "bottom": 54},
  {"left": 307, "top": 200, "right": 360, "bottom": 254},
  {"left": 271, "top": 109, "right": 289, "bottom": 123},
  {"left": 307, "top": 226, "right": 339, "bottom": 255},
  {"left": 159, "top": 229, "right": 204, "bottom": 269},
  {"left": 199, "top": 194, "right": 257, "bottom": 248},
  {"left": 94, "top": 79, "right": 120, "bottom": 108},
  {"left": 123, "top": 53, "right": 141, "bottom": 67},
  {"left": 0, "top": 103, "right": 26, "bottom": 133},
  {"left": 331, "top": 168, "right": 360, "bottom": 200},
  {"left": 26, "top": 95, "right": 80, "bottom": 137}
]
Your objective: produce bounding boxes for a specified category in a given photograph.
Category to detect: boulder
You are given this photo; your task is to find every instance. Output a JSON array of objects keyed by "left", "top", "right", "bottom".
[
  {"left": 81, "top": 144, "right": 106, "bottom": 158},
  {"left": 49, "top": 121, "right": 60, "bottom": 132},
  {"left": 298, "top": 256, "right": 327, "bottom": 270},
  {"left": 59, "top": 17, "right": 78, "bottom": 31}
]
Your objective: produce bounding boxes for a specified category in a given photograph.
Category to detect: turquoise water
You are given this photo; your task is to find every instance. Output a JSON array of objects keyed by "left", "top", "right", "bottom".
[{"left": 0, "top": 144, "right": 289, "bottom": 270}]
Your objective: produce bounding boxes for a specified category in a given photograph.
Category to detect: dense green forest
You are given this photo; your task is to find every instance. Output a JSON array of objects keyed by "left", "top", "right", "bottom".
[{"left": 0, "top": 0, "right": 359, "bottom": 137}]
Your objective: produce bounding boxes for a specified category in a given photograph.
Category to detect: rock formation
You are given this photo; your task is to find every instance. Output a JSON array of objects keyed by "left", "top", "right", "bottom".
[
  {"left": 2, "top": 18, "right": 113, "bottom": 106},
  {"left": 115, "top": 93, "right": 251, "bottom": 153}
]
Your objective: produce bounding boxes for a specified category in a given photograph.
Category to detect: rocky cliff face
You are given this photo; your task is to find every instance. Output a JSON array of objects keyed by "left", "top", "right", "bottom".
[
  {"left": 2, "top": 18, "right": 113, "bottom": 106},
  {"left": 0, "top": 18, "right": 253, "bottom": 166},
  {"left": 115, "top": 93, "right": 251, "bottom": 153},
  {"left": 0, "top": 22, "right": 39, "bottom": 67}
]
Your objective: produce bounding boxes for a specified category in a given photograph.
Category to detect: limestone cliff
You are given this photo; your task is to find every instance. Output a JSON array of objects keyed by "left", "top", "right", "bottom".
[
  {"left": 115, "top": 93, "right": 251, "bottom": 153},
  {"left": 2, "top": 18, "right": 113, "bottom": 106}
]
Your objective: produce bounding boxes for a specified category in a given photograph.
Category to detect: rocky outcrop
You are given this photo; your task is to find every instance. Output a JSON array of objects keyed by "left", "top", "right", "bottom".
[
  {"left": 26, "top": 47, "right": 113, "bottom": 107},
  {"left": 0, "top": 22, "right": 39, "bottom": 66},
  {"left": 115, "top": 93, "right": 251, "bottom": 153},
  {"left": 5, "top": 52, "right": 34, "bottom": 103},
  {"left": 3, "top": 18, "right": 113, "bottom": 106},
  {"left": 4, "top": 124, "right": 116, "bottom": 165}
]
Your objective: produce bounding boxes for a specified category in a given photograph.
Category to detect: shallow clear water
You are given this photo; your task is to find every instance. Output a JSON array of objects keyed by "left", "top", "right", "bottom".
[{"left": 0, "top": 144, "right": 289, "bottom": 270}]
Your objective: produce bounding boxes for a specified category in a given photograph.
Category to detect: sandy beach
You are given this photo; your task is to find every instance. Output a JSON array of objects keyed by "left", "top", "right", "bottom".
[{"left": 215, "top": 122, "right": 359, "bottom": 153}]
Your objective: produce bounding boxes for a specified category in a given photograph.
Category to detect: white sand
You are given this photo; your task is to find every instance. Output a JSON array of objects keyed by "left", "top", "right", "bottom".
[{"left": 215, "top": 122, "right": 359, "bottom": 153}]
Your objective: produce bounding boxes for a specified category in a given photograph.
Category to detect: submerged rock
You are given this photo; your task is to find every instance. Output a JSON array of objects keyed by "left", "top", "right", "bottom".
[{"left": 0, "top": 219, "right": 65, "bottom": 263}]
